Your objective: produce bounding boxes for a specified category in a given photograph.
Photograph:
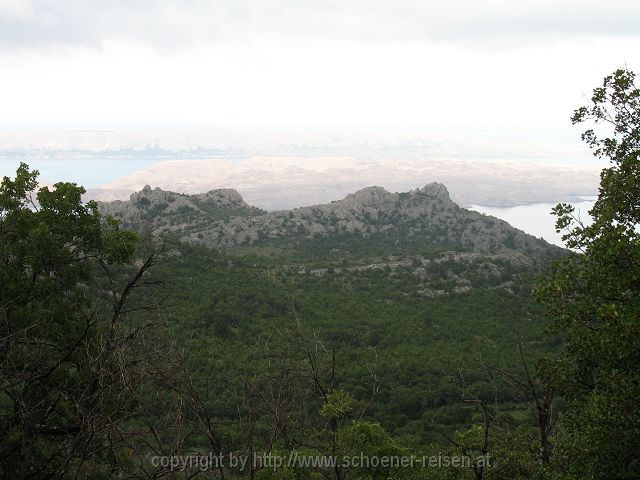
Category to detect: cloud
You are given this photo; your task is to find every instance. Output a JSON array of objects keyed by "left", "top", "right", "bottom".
[{"left": 1, "top": 0, "right": 639, "bottom": 51}]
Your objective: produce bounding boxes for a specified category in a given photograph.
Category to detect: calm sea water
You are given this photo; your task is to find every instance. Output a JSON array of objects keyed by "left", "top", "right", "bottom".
[
  {"left": 470, "top": 198, "right": 596, "bottom": 248},
  {"left": 0, "top": 158, "right": 159, "bottom": 188}
]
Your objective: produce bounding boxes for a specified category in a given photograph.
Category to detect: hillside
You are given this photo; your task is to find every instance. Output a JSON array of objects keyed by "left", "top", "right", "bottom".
[
  {"left": 94, "top": 182, "right": 566, "bottom": 446},
  {"left": 99, "top": 182, "right": 560, "bottom": 258},
  {"left": 99, "top": 183, "right": 563, "bottom": 298}
]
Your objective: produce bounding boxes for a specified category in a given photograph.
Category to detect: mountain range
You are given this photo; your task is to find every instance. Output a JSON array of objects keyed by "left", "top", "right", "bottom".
[
  {"left": 90, "top": 156, "right": 600, "bottom": 210},
  {"left": 99, "top": 182, "right": 564, "bottom": 298}
]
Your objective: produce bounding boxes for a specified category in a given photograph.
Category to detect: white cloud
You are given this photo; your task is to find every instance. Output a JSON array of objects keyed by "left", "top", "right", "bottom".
[
  {"left": 1, "top": 0, "right": 639, "bottom": 135},
  {"left": 1, "top": 0, "right": 640, "bottom": 51},
  {"left": 2, "top": 37, "right": 638, "bottom": 134}
]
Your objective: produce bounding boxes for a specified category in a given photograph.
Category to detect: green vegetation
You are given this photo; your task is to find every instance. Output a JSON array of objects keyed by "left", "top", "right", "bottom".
[
  {"left": 1, "top": 69, "right": 638, "bottom": 479},
  {"left": 0, "top": 164, "right": 183, "bottom": 477},
  {"left": 535, "top": 68, "right": 640, "bottom": 479},
  {"left": 151, "top": 239, "right": 549, "bottom": 437}
]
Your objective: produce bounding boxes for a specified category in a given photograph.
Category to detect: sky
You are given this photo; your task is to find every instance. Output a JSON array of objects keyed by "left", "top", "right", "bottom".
[{"left": 1, "top": 0, "right": 640, "bottom": 137}]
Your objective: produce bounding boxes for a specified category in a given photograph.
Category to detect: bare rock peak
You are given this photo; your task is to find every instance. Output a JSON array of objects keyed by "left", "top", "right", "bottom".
[
  {"left": 346, "top": 186, "right": 394, "bottom": 205},
  {"left": 97, "top": 181, "right": 561, "bottom": 265},
  {"left": 419, "top": 182, "right": 450, "bottom": 200},
  {"left": 128, "top": 185, "right": 247, "bottom": 205},
  {"left": 201, "top": 188, "right": 246, "bottom": 204}
]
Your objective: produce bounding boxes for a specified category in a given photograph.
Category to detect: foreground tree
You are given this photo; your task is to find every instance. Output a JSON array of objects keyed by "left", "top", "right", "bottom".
[
  {"left": 535, "top": 69, "right": 640, "bottom": 479},
  {"left": 0, "top": 164, "right": 183, "bottom": 478}
]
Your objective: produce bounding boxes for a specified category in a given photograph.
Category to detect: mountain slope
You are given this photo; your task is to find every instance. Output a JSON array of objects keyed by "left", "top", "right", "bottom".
[
  {"left": 99, "top": 182, "right": 561, "bottom": 263},
  {"left": 97, "top": 183, "right": 565, "bottom": 443}
]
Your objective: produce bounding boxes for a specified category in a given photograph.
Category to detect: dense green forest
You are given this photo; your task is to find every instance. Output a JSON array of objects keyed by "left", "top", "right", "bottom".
[{"left": 1, "top": 69, "right": 638, "bottom": 479}]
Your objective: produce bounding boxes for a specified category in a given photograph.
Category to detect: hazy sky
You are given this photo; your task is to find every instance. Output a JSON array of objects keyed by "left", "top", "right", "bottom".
[{"left": 1, "top": 0, "right": 640, "bottom": 137}]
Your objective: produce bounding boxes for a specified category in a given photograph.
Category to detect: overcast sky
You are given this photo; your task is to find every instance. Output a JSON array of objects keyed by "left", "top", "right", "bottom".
[{"left": 1, "top": 0, "right": 640, "bottom": 137}]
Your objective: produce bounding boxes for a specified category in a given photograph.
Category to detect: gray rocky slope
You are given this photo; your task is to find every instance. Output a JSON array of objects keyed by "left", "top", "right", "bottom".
[{"left": 98, "top": 182, "right": 563, "bottom": 264}]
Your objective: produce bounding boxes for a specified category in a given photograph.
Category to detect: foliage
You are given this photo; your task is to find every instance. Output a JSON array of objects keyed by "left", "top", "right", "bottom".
[
  {"left": 5, "top": 71, "right": 638, "bottom": 480},
  {"left": 0, "top": 164, "right": 181, "bottom": 478},
  {"left": 535, "top": 68, "right": 640, "bottom": 479},
  {"left": 0, "top": 154, "right": 569, "bottom": 479},
  {"left": 321, "top": 391, "right": 356, "bottom": 420}
]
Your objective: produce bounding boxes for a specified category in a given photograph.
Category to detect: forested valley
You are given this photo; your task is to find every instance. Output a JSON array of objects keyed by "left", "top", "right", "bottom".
[{"left": 1, "top": 69, "right": 638, "bottom": 480}]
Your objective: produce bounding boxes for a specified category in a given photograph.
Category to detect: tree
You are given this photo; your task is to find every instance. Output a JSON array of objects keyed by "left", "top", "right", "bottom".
[
  {"left": 0, "top": 163, "right": 183, "bottom": 478},
  {"left": 535, "top": 69, "right": 640, "bottom": 479}
]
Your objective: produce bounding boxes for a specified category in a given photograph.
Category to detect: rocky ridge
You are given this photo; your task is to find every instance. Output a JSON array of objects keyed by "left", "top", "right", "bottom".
[{"left": 98, "top": 182, "right": 562, "bottom": 265}]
